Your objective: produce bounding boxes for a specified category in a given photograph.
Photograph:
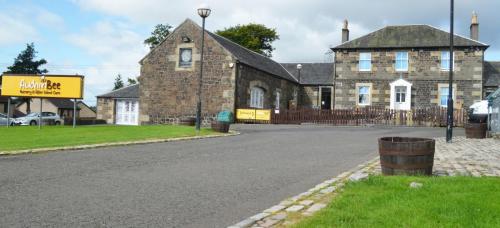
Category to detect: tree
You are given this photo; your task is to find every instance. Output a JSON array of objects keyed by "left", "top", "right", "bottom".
[
  {"left": 113, "top": 74, "right": 124, "bottom": 90},
  {"left": 4, "top": 43, "right": 48, "bottom": 113},
  {"left": 144, "top": 24, "right": 172, "bottom": 49},
  {"left": 216, "top": 24, "right": 280, "bottom": 57},
  {"left": 127, "top": 77, "right": 137, "bottom": 85}
]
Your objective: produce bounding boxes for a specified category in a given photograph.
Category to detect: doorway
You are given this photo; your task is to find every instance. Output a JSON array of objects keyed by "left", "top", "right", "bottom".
[{"left": 320, "top": 87, "right": 332, "bottom": 110}]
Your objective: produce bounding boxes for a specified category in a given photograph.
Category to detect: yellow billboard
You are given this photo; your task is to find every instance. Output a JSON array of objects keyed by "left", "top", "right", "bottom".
[
  {"left": 255, "top": 109, "right": 271, "bottom": 121},
  {"left": 236, "top": 109, "right": 256, "bottom": 120},
  {"left": 1, "top": 74, "right": 84, "bottom": 99}
]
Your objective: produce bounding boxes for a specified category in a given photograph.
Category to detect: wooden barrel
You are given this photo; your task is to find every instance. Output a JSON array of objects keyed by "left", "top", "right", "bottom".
[
  {"left": 211, "top": 121, "right": 230, "bottom": 133},
  {"left": 179, "top": 117, "right": 196, "bottom": 126},
  {"left": 465, "top": 123, "right": 487, "bottom": 139},
  {"left": 378, "top": 137, "right": 435, "bottom": 176}
]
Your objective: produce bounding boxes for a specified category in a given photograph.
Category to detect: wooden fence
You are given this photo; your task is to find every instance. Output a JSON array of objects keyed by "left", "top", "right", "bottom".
[{"left": 270, "top": 107, "right": 467, "bottom": 127}]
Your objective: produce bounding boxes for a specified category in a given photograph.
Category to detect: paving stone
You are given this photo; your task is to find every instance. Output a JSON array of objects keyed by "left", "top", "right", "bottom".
[
  {"left": 320, "top": 186, "right": 336, "bottom": 194},
  {"left": 349, "top": 172, "right": 369, "bottom": 181},
  {"left": 285, "top": 205, "right": 305, "bottom": 212},
  {"left": 270, "top": 212, "right": 287, "bottom": 221},
  {"left": 230, "top": 217, "right": 257, "bottom": 228},
  {"left": 250, "top": 213, "right": 270, "bottom": 221},
  {"left": 263, "top": 205, "right": 285, "bottom": 214},
  {"left": 260, "top": 219, "right": 279, "bottom": 228},
  {"left": 305, "top": 203, "right": 327, "bottom": 213},
  {"left": 299, "top": 200, "right": 314, "bottom": 206}
]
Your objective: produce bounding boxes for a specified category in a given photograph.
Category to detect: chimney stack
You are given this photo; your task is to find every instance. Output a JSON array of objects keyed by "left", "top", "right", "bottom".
[
  {"left": 470, "top": 11, "right": 479, "bottom": 41},
  {"left": 342, "top": 20, "right": 349, "bottom": 43}
]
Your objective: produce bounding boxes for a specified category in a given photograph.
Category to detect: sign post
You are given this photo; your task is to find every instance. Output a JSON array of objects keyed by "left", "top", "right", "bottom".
[
  {"left": 0, "top": 74, "right": 84, "bottom": 128},
  {"left": 6, "top": 98, "right": 10, "bottom": 128},
  {"left": 39, "top": 98, "right": 43, "bottom": 129}
]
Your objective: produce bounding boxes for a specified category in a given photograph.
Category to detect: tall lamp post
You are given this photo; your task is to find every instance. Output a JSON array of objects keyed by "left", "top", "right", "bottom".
[
  {"left": 446, "top": 0, "right": 454, "bottom": 143},
  {"left": 297, "top": 64, "right": 302, "bottom": 109},
  {"left": 196, "top": 6, "right": 211, "bottom": 132}
]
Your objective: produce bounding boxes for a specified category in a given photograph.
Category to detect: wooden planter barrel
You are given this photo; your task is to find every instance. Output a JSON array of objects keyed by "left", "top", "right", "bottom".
[
  {"left": 179, "top": 117, "right": 196, "bottom": 126},
  {"left": 378, "top": 137, "right": 435, "bottom": 176},
  {"left": 465, "top": 123, "right": 487, "bottom": 139},
  {"left": 211, "top": 121, "right": 230, "bottom": 133}
]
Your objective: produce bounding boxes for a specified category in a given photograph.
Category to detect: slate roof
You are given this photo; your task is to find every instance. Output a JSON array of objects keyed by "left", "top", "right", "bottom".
[
  {"left": 97, "top": 84, "right": 139, "bottom": 98},
  {"left": 48, "top": 99, "right": 80, "bottom": 109},
  {"left": 332, "top": 25, "right": 488, "bottom": 50},
  {"left": 281, "top": 63, "right": 334, "bottom": 85},
  {"left": 207, "top": 31, "right": 298, "bottom": 83},
  {"left": 484, "top": 61, "right": 500, "bottom": 87}
]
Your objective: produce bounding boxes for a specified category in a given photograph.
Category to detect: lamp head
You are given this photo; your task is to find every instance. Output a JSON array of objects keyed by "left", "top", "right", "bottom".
[
  {"left": 297, "top": 64, "right": 302, "bottom": 70},
  {"left": 197, "top": 4, "right": 211, "bottom": 18}
]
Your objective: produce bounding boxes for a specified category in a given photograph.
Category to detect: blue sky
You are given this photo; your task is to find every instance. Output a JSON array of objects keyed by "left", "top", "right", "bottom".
[{"left": 1, "top": 0, "right": 500, "bottom": 105}]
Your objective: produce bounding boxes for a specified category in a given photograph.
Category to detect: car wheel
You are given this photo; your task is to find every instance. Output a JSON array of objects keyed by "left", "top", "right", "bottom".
[
  {"left": 30, "top": 120, "right": 37, "bottom": 126},
  {"left": 55, "top": 121, "right": 61, "bottom": 125}
]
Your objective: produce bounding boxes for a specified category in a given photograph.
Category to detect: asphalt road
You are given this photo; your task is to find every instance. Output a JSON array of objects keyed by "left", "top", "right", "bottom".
[{"left": 0, "top": 125, "right": 462, "bottom": 227}]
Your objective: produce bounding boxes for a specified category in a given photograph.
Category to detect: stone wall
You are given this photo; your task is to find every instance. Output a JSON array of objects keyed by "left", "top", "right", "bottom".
[
  {"left": 236, "top": 64, "right": 298, "bottom": 109},
  {"left": 139, "top": 20, "right": 236, "bottom": 124},
  {"left": 334, "top": 48, "right": 484, "bottom": 108},
  {"left": 96, "top": 98, "right": 115, "bottom": 124}
]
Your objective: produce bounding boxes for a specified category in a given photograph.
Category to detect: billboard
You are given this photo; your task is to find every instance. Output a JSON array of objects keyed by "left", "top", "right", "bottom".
[
  {"left": 0, "top": 74, "right": 84, "bottom": 99},
  {"left": 236, "top": 109, "right": 271, "bottom": 121}
]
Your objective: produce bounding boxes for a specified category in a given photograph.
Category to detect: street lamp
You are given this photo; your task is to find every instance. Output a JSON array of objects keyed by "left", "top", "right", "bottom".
[
  {"left": 297, "top": 64, "right": 302, "bottom": 109},
  {"left": 195, "top": 5, "right": 211, "bottom": 132},
  {"left": 446, "top": 0, "right": 454, "bottom": 143}
]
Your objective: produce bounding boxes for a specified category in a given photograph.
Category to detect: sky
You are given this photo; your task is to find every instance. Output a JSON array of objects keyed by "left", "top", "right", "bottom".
[{"left": 1, "top": 0, "right": 500, "bottom": 105}]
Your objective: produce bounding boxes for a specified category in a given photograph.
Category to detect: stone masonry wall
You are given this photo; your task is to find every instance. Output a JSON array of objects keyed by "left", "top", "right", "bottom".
[
  {"left": 236, "top": 64, "right": 298, "bottom": 109},
  {"left": 334, "top": 48, "right": 484, "bottom": 109},
  {"left": 139, "top": 20, "right": 236, "bottom": 124},
  {"left": 96, "top": 98, "right": 115, "bottom": 124}
]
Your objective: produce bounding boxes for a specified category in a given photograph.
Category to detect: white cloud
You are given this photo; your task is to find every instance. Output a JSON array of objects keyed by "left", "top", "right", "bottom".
[
  {"left": 0, "top": 14, "right": 38, "bottom": 45},
  {"left": 64, "top": 21, "right": 149, "bottom": 105}
]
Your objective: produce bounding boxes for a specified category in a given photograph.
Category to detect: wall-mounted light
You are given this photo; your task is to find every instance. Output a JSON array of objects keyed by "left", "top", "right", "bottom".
[{"left": 228, "top": 63, "right": 234, "bottom": 68}]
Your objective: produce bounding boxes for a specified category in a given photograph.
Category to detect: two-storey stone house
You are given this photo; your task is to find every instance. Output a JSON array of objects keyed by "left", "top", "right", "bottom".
[{"left": 332, "top": 15, "right": 489, "bottom": 110}]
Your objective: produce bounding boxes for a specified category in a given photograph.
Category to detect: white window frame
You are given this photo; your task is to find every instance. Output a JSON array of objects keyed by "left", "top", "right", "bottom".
[
  {"left": 250, "top": 87, "right": 265, "bottom": 109},
  {"left": 440, "top": 51, "right": 455, "bottom": 71},
  {"left": 356, "top": 83, "right": 372, "bottom": 106},
  {"left": 395, "top": 86, "right": 406, "bottom": 103},
  {"left": 395, "top": 51, "right": 409, "bottom": 72},
  {"left": 438, "top": 84, "right": 457, "bottom": 108},
  {"left": 275, "top": 90, "right": 280, "bottom": 110},
  {"left": 359, "top": 52, "right": 372, "bottom": 72}
]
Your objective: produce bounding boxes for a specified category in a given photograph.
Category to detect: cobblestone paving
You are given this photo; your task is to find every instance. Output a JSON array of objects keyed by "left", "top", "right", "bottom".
[{"left": 229, "top": 136, "right": 500, "bottom": 228}]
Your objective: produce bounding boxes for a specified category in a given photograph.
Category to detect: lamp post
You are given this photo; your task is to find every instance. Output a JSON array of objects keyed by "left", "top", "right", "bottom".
[
  {"left": 195, "top": 6, "right": 211, "bottom": 132},
  {"left": 297, "top": 64, "right": 302, "bottom": 109},
  {"left": 446, "top": 0, "right": 454, "bottom": 143}
]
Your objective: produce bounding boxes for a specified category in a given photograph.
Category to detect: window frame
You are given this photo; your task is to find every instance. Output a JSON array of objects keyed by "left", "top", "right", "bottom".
[
  {"left": 438, "top": 84, "right": 457, "bottom": 108},
  {"left": 395, "top": 86, "right": 406, "bottom": 103},
  {"left": 358, "top": 52, "right": 372, "bottom": 72},
  {"left": 250, "top": 87, "right": 265, "bottom": 109},
  {"left": 356, "top": 83, "right": 372, "bottom": 106},
  {"left": 178, "top": 48, "right": 193, "bottom": 68},
  {"left": 395, "top": 51, "right": 409, "bottom": 72},
  {"left": 440, "top": 51, "right": 455, "bottom": 71}
]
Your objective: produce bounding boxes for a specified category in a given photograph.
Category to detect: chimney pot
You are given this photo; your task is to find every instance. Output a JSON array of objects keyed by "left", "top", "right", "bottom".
[
  {"left": 470, "top": 11, "right": 479, "bottom": 40},
  {"left": 342, "top": 19, "right": 349, "bottom": 43}
]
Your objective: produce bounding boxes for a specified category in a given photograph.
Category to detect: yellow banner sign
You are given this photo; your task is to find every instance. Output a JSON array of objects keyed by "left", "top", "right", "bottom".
[
  {"left": 236, "top": 109, "right": 256, "bottom": 120},
  {"left": 1, "top": 74, "right": 84, "bottom": 99},
  {"left": 236, "top": 109, "right": 271, "bottom": 121},
  {"left": 255, "top": 109, "right": 271, "bottom": 121}
]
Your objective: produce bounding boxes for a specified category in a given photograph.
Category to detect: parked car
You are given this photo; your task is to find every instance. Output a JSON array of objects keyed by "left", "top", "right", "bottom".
[
  {"left": 0, "top": 113, "right": 11, "bottom": 126},
  {"left": 13, "top": 112, "right": 63, "bottom": 126},
  {"left": 469, "top": 100, "right": 488, "bottom": 123}
]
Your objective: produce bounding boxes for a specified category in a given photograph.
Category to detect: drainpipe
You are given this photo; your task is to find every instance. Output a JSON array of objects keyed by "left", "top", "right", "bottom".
[{"left": 233, "top": 60, "right": 240, "bottom": 123}]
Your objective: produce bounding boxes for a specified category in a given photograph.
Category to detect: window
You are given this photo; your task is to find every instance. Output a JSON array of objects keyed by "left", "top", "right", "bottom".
[
  {"left": 440, "top": 87, "right": 449, "bottom": 107},
  {"left": 250, "top": 87, "right": 265, "bottom": 108},
  {"left": 359, "top": 53, "right": 371, "bottom": 71},
  {"left": 179, "top": 48, "right": 193, "bottom": 67},
  {"left": 275, "top": 91, "right": 280, "bottom": 109},
  {"left": 441, "top": 51, "right": 454, "bottom": 71},
  {"left": 358, "top": 86, "right": 371, "bottom": 105},
  {"left": 395, "top": 51, "right": 408, "bottom": 71},
  {"left": 395, "top": 86, "right": 406, "bottom": 103}
]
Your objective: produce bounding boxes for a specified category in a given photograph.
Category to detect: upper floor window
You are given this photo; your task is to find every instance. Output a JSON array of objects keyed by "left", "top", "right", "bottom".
[
  {"left": 250, "top": 87, "right": 265, "bottom": 108},
  {"left": 441, "top": 51, "right": 454, "bottom": 71},
  {"left": 359, "top": 52, "right": 371, "bottom": 71},
  {"left": 395, "top": 51, "right": 408, "bottom": 71},
  {"left": 179, "top": 48, "right": 193, "bottom": 68}
]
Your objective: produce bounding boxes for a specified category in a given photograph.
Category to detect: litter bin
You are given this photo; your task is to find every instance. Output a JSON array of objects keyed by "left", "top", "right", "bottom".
[
  {"left": 211, "top": 111, "right": 233, "bottom": 133},
  {"left": 378, "top": 137, "right": 435, "bottom": 176}
]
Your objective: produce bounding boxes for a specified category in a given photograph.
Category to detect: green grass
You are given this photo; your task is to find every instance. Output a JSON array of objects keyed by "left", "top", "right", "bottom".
[
  {"left": 294, "top": 176, "right": 500, "bottom": 228},
  {"left": 0, "top": 125, "right": 218, "bottom": 152}
]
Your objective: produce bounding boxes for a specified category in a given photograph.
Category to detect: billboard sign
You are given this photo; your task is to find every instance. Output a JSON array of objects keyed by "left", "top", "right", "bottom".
[{"left": 1, "top": 74, "right": 84, "bottom": 99}]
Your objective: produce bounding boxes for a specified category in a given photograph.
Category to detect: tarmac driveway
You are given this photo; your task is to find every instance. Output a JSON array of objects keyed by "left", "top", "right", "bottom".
[{"left": 0, "top": 125, "right": 462, "bottom": 227}]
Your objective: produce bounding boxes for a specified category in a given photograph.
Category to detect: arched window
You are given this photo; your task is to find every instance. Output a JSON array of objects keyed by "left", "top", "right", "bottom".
[{"left": 250, "top": 87, "right": 265, "bottom": 108}]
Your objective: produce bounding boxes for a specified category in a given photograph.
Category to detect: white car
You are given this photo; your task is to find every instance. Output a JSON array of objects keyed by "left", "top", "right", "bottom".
[
  {"left": 470, "top": 100, "right": 489, "bottom": 115},
  {"left": 13, "top": 112, "right": 63, "bottom": 126},
  {"left": 0, "top": 113, "right": 11, "bottom": 126}
]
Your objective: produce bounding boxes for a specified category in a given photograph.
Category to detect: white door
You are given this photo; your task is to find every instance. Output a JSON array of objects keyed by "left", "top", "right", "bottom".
[
  {"left": 390, "top": 79, "right": 412, "bottom": 110},
  {"left": 394, "top": 86, "right": 407, "bottom": 110},
  {"left": 115, "top": 100, "right": 139, "bottom": 125}
]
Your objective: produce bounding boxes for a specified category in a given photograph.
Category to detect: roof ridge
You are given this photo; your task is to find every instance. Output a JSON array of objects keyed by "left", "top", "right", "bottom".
[
  {"left": 98, "top": 83, "right": 139, "bottom": 96},
  {"left": 425, "top": 24, "right": 489, "bottom": 46}
]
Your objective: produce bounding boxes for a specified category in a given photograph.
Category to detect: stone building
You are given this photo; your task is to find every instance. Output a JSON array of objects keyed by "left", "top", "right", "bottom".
[
  {"left": 332, "top": 14, "right": 489, "bottom": 110},
  {"left": 97, "top": 84, "right": 140, "bottom": 125},
  {"left": 484, "top": 61, "right": 500, "bottom": 97}
]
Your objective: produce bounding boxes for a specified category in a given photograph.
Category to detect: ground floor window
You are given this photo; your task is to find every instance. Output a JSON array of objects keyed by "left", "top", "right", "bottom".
[
  {"left": 250, "top": 87, "right": 265, "bottom": 108},
  {"left": 395, "top": 86, "right": 406, "bottom": 103},
  {"left": 438, "top": 84, "right": 456, "bottom": 108},
  {"left": 356, "top": 83, "right": 372, "bottom": 106},
  {"left": 275, "top": 90, "right": 280, "bottom": 109}
]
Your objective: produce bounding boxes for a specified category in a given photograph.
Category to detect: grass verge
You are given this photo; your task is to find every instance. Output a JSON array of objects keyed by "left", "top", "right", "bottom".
[
  {"left": 0, "top": 125, "right": 218, "bottom": 152},
  {"left": 294, "top": 175, "right": 500, "bottom": 228}
]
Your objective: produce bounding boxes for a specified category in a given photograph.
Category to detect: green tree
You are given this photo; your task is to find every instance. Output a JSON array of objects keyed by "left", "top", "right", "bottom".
[
  {"left": 127, "top": 77, "right": 137, "bottom": 85},
  {"left": 144, "top": 24, "right": 172, "bottom": 49},
  {"left": 216, "top": 24, "right": 280, "bottom": 57},
  {"left": 4, "top": 43, "right": 48, "bottom": 113},
  {"left": 113, "top": 74, "right": 124, "bottom": 90}
]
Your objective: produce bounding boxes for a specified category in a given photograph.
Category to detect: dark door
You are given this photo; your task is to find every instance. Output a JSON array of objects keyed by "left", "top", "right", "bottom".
[{"left": 321, "top": 87, "right": 332, "bottom": 110}]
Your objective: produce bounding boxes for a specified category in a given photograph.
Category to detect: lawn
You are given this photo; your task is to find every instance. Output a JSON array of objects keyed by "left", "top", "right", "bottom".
[
  {"left": 294, "top": 176, "right": 500, "bottom": 228},
  {"left": 0, "top": 125, "right": 218, "bottom": 152}
]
